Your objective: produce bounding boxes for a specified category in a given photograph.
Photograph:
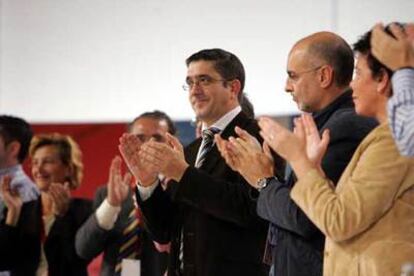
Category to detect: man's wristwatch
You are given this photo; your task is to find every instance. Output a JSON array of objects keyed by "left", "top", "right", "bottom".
[{"left": 256, "top": 177, "right": 275, "bottom": 191}]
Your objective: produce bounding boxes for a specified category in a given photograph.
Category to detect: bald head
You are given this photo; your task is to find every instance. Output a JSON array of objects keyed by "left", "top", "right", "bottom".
[{"left": 291, "top": 32, "right": 354, "bottom": 88}]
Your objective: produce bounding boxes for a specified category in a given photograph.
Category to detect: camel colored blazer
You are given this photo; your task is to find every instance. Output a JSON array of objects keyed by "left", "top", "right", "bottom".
[{"left": 291, "top": 123, "right": 414, "bottom": 276}]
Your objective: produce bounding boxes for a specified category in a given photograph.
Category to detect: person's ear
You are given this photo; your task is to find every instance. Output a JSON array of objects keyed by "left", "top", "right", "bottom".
[
  {"left": 6, "top": 141, "right": 21, "bottom": 161},
  {"left": 319, "top": 65, "right": 334, "bottom": 88},
  {"left": 376, "top": 69, "right": 391, "bottom": 97},
  {"left": 228, "top": 79, "right": 242, "bottom": 101}
]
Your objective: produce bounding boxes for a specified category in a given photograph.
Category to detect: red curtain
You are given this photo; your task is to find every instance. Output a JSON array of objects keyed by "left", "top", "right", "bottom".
[{"left": 25, "top": 123, "right": 128, "bottom": 199}]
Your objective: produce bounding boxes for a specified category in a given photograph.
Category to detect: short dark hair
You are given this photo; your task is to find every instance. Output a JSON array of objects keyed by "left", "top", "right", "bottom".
[
  {"left": 128, "top": 110, "right": 176, "bottom": 135},
  {"left": 186, "top": 48, "right": 245, "bottom": 102},
  {"left": 352, "top": 23, "right": 402, "bottom": 79},
  {"left": 0, "top": 115, "right": 33, "bottom": 163},
  {"left": 308, "top": 37, "right": 354, "bottom": 87}
]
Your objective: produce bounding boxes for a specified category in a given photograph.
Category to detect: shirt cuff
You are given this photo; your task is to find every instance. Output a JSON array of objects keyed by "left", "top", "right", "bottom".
[
  {"left": 136, "top": 180, "right": 159, "bottom": 201},
  {"left": 96, "top": 198, "right": 121, "bottom": 230}
]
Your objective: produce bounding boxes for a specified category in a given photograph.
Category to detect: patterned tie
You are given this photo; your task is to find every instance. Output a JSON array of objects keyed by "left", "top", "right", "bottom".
[
  {"left": 115, "top": 208, "right": 142, "bottom": 275},
  {"left": 178, "top": 127, "right": 221, "bottom": 272},
  {"left": 195, "top": 127, "right": 220, "bottom": 168}
]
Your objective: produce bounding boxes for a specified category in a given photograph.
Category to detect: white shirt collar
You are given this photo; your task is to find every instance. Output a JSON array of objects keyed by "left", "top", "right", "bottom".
[{"left": 201, "top": 105, "right": 242, "bottom": 133}]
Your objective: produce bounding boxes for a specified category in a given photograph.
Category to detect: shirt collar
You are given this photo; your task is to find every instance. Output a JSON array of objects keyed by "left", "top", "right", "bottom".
[
  {"left": 312, "top": 89, "right": 353, "bottom": 126},
  {"left": 201, "top": 106, "right": 242, "bottom": 133}
]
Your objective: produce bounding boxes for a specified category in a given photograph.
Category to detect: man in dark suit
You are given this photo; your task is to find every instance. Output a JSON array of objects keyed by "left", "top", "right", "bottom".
[
  {"left": 215, "top": 32, "right": 378, "bottom": 276},
  {"left": 119, "top": 49, "right": 283, "bottom": 276},
  {"left": 75, "top": 111, "right": 173, "bottom": 276}
]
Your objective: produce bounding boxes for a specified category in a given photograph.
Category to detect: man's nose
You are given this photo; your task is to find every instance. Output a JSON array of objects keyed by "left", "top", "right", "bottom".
[{"left": 285, "top": 78, "right": 293, "bottom": 93}]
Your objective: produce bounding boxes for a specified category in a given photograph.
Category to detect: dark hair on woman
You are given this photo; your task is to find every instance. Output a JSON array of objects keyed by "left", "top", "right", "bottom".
[{"left": 353, "top": 22, "right": 405, "bottom": 78}]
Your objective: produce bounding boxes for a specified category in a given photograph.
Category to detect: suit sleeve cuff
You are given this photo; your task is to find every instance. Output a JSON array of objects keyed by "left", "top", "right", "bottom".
[
  {"left": 291, "top": 168, "right": 329, "bottom": 205},
  {"left": 136, "top": 180, "right": 159, "bottom": 201}
]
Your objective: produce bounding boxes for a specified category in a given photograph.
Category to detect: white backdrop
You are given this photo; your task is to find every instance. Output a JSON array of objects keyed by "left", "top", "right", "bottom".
[{"left": 0, "top": 0, "right": 413, "bottom": 123}]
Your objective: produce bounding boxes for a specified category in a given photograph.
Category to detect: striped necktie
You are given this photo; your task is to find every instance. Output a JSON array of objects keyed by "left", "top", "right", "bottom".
[
  {"left": 115, "top": 208, "right": 142, "bottom": 275},
  {"left": 178, "top": 127, "right": 220, "bottom": 272},
  {"left": 195, "top": 127, "right": 220, "bottom": 168}
]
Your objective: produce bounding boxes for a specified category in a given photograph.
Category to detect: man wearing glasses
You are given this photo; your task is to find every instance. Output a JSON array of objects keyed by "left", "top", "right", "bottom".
[
  {"left": 215, "top": 33, "right": 378, "bottom": 276},
  {"left": 120, "top": 49, "right": 283, "bottom": 275}
]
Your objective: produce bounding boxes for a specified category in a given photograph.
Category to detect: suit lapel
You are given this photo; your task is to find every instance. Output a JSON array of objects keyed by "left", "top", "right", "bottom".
[
  {"left": 185, "top": 138, "right": 202, "bottom": 166},
  {"left": 22, "top": 199, "right": 42, "bottom": 238},
  {"left": 200, "top": 112, "right": 249, "bottom": 174}
]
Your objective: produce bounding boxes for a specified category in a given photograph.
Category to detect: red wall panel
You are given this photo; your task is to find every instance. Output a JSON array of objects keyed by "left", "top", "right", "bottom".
[{"left": 25, "top": 123, "right": 128, "bottom": 199}]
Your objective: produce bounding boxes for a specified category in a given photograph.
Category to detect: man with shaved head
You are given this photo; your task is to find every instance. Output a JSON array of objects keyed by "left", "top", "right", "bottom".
[
  {"left": 216, "top": 32, "right": 378, "bottom": 276},
  {"left": 257, "top": 32, "right": 378, "bottom": 276},
  {"left": 285, "top": 32, "right": 355, "bottom": 113}
]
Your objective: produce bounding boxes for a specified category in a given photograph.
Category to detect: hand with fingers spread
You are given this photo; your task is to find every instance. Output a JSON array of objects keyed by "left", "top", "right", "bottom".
[
  {"left": 49, "top": 182, "right": 71, "bottom": 216},
  {"left": 371, "top": 22, "right": 414, "bottom": 71},
  {"left": 215, "top": 134, "right": 238, "bottom": 172},
  {"left": 1, "top": 175, "right": 23, "bottom": 226},
  {"left": 301, "top": 114, "right": 330, "bottom": 169},
  {"left": 258, "top": 116, "right": 306, "bottom": 162},
  {"left": 107, "top": 156, "right": 132, "bottom": 207},
  {"left": 215, "top": 126, "right": 275, "bottom": 187},
  {"left": 119, "top": 133, "right": 158, "bottom": 186},
  {"left": 258, "top": 116, "right": 317, "bottom": 179},
  {"left": 139, "top": 133, "right": 188, "bottom": 182}
]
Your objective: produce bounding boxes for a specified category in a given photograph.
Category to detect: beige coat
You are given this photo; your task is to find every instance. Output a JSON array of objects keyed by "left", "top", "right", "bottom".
[{"left": 291, "top": 123, "right": 414, "bottom": 276}]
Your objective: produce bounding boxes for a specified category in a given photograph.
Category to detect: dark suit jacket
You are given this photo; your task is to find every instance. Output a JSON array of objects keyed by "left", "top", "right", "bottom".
[
  {"left": 137, "top": 113, "right": 282, "bottom": 276},
  {"left": 257, "top": 91, "right": 378, "bottom": 276},
  {"left": 75, "top": 186, "right": 168, "bottom": 276},
  {"left": 137, "top": 112, "right": 283, "bottom": 276},
  {"left": 0, "top": 197, "right": 92, "bottom": 276}
]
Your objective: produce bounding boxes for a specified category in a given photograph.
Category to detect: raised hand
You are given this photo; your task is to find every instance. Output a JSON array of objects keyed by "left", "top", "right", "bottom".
[
  {"left": 107, "top": 156, "right": 132, "bottom": 207},
  {"left": 301, "top": 114, "right": 330, "bottom": 168},
  {"left": 1, "top": 175, "right": 23, "bottom": 226},
  {"left": 49, "top": 182, "right": 71, "bottom": 216},
  {"left": 258, "top": 116, "right": 306, "bottom": 163},
  {"left": 166, "top": 133, "right": 185, "bottom": 161},
  {"left": 215, "top": 134, "right": 239, "bottom": 172},
  {"left": 371, "top": 22, "right": 414, "bottom": 71},
  {"left": 119, "top": 133, "right": 158, "bottom": 186},
  {"left": 216, "top": 126, "right": 274, "bottom": 187},
  {"left": 139, "top": 135, "right": 188, "bottom": 182},
  {"left": 258, "top": 116, "right": 318, "bottom": 179}
]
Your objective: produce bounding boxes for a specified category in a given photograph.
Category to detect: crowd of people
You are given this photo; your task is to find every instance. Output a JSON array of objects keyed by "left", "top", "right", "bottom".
[{"left": 0, "top": 22, "right": 413, "bottom": 276}]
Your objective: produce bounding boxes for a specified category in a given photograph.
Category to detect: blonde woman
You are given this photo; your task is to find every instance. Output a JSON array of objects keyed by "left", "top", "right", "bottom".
[{"left": 0, "top": 133, "right": 92, "bottom": 276}]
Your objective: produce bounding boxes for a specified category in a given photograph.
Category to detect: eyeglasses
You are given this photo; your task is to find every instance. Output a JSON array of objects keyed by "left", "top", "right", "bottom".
[
  {"left": 182, "top": 75, "right": 228, "bottom": 91},
  {"left": 287, "top": 65, "right": 324, "bottom": 82}
]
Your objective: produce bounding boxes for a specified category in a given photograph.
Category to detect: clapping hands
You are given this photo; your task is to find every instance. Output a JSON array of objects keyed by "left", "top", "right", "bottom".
[
  {"left": 1, "top": 176, "right": 23, "bottom": 226},
  {"left": 258, "top": 114, "right": 329, "bottom": 178},
  {"left": 216, "top": 126, "right": 275, "bottom": 188}
]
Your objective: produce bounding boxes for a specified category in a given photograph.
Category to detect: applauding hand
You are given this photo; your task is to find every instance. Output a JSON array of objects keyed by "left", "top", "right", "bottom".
[
  {"left": 107, "top": 156, "right": 132, "bottom": 207},
  {"left": 1, "top": 176, "right": 23, "bottom": 226}
]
